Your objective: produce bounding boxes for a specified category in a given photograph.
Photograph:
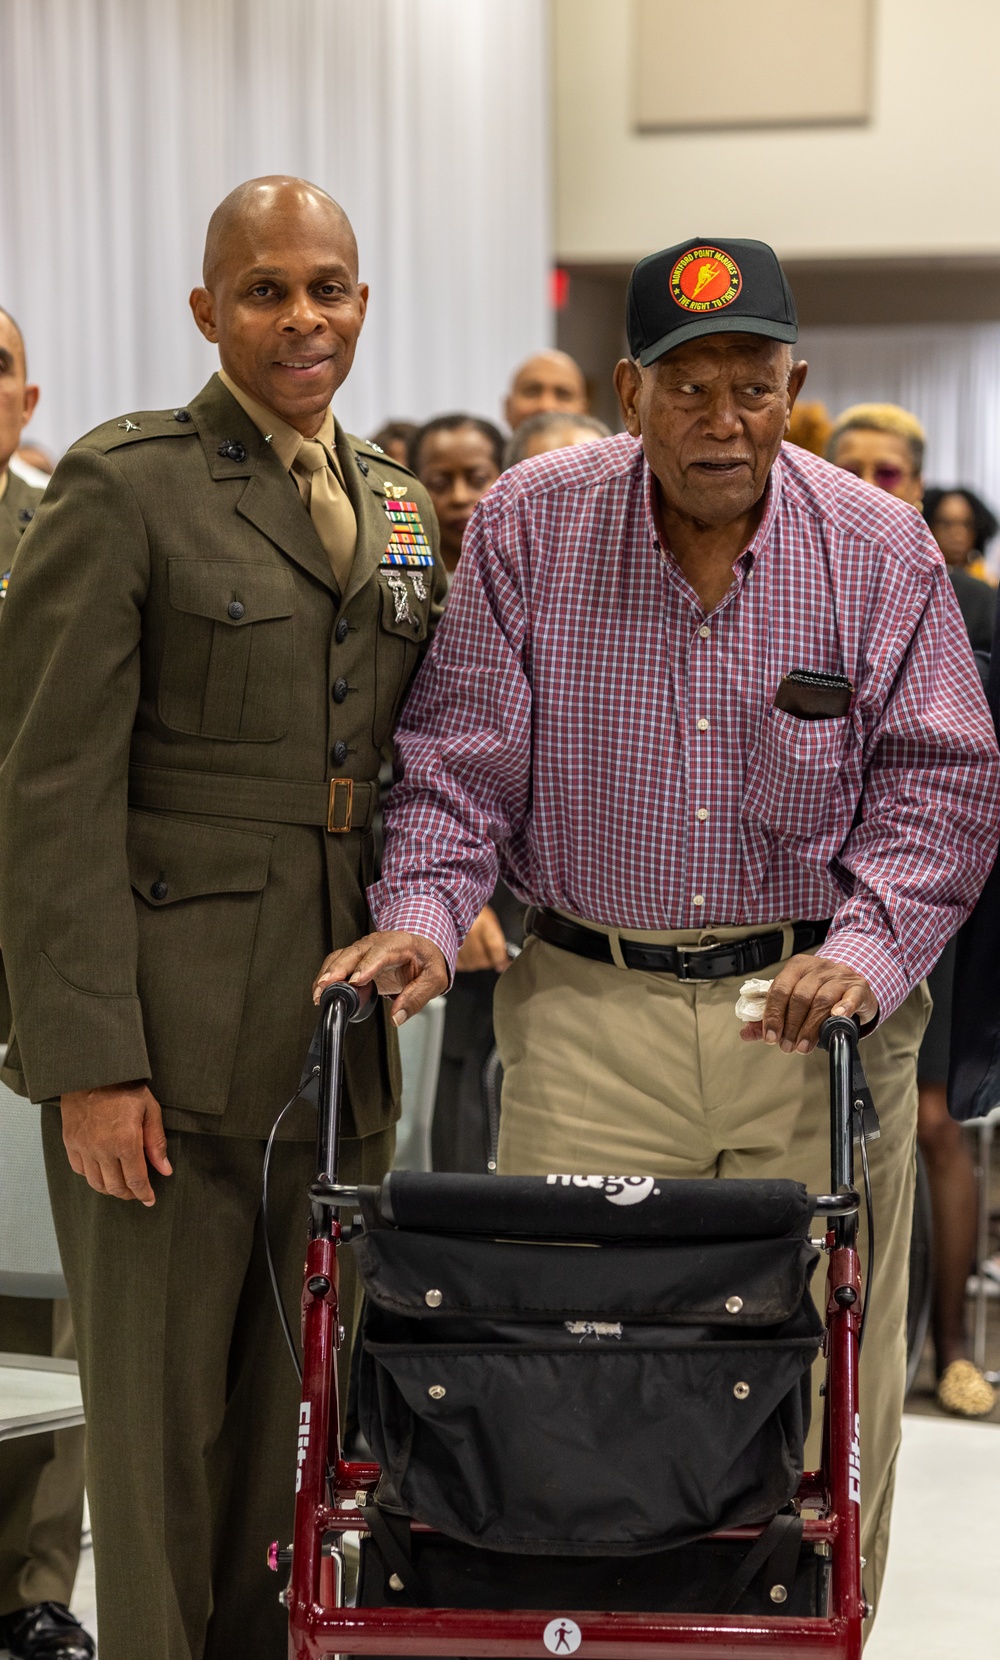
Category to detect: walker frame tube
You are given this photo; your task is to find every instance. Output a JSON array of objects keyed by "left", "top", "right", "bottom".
[{"left": 284, "top": 996, "right": 866, "bottom": 1660}]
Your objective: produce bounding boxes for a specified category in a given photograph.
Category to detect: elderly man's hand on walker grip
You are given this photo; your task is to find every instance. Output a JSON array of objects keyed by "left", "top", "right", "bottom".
[
  {"left": 313, "top": 929, "right": 449, "bottom": 1027},
  {"left": 738, "top": 954, "right": 877, "bottom": 1053}
]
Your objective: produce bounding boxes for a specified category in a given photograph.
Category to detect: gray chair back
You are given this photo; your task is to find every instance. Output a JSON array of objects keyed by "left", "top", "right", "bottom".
[{"left": 0, "top": 1051, "right": 66, "bottom": 1298}]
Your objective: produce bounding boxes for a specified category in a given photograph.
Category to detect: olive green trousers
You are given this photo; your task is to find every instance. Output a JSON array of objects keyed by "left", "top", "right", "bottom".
[
  {"left": 42, "top": 1116, "right": 392, "bottom": 1660},
  {"left": 494, "top": 926, "right": 930, "bottom": 1630},
  {"left": 0, "top": 1296, "right": 85, "bottom": 1616}
]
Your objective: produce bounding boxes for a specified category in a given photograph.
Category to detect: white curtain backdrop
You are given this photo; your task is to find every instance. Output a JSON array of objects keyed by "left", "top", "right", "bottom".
[
  {"left": 798, "top": 322, "right": 1000, "bottom": 521},
  {"left": 0, "top": 0, "right": 551, "bottom": 456}
]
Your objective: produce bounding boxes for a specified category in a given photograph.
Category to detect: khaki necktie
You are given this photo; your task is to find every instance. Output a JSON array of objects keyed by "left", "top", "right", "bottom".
[{"left": 293, "top": 439, "right": 357, "bottom": 595}]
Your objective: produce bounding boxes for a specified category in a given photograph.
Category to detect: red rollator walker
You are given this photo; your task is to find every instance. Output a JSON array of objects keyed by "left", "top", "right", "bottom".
[{"left": 275, "top": 979, "right": 873, "bottom": 1659}]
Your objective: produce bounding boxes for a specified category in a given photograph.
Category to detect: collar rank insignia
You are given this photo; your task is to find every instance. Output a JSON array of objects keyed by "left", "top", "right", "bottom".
[
  {"left": 0, "top": 570, "right": 9, "bottom": 602},
  {"left": 381, "top": 497, "right": 435, "bottom": 567}
]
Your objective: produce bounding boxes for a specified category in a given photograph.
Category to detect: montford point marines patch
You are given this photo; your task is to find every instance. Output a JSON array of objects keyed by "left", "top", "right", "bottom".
[
  {"left": 381, "top": 498, "right": 435, "bottom": 568},
  {"left": 669, "top": 247, "right": 742, "bottom": 313}
]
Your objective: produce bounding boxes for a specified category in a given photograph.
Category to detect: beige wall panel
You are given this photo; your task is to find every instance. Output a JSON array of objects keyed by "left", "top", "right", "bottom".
[
  {"left": 555, "top": 0, "right": 1000, "bottom": 262},
  {"left": 635, "top": 0, "right": 871, "bottom": 131}
]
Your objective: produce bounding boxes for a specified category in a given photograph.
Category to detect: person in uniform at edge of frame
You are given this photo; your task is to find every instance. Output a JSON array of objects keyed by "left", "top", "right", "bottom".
[
  {"left": 0, "top": 312, "right": 93, "bottom": 1660},
  {"left": 314, "top": 237, "right": 1000, "bottom": 1623},
  {"left": 0, "top": 177, "right": 447, "bottom": 1660}
]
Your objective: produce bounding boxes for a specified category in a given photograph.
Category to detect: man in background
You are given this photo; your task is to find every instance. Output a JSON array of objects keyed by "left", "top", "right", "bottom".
[
  {"left": 0, "top": 308, "right": 92, "bottom": 1660},
  {"left": 503, "top": 348, "right": 588, "bottom": 431},
  {"left": 503, "top": 410, "right": 609, "bottom": 468}
]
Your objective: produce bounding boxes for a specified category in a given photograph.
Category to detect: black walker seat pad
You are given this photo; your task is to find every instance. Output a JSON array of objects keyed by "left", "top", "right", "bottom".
[{"left": 365, "top": 1172, "right": 815, "bottom": 1242}]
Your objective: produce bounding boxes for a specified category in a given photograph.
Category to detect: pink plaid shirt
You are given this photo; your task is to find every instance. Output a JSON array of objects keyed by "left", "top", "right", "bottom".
[{"left": 371, "top": 437, "right": 1000, "bottom": 1019}]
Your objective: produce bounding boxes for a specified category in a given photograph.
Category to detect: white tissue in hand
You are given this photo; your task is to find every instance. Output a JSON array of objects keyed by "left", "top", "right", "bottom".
[{"left": 735, "top": 978, "right": 773, "bottom": 1022}]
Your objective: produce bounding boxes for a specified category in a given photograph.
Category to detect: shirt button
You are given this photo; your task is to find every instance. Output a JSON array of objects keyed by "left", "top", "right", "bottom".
[
  {"left": 697, "top": 718, "right": 709, "bottom": 732},
  {"left": 331, "top": 740, "right": 348, "bottom": 766},
  {"left": 693, "top": 894, "right": 705, "bottom": 907},
  {"left": 332, "top": 677, "right": 349, "bottom": 704},
  {"left": 227, "top": 600, "right": 245, "bottom": 620},
  {"left": 697, "top": 808, "right": 709, "bottom": 821},
  {"left": 698, "top": 625, "right": 711, "bottom": 639},
  {"left": 335, "top": 617, "right": 350, "bottom": 644}
]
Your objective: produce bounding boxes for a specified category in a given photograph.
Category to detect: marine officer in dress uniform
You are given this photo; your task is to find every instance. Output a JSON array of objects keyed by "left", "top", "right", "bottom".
[
  {"left": 0, "top": 178, "right": 446, "bottom": 1660},
  {"left": 0, "top": 309, "right": 93, "bottom": 1660}
]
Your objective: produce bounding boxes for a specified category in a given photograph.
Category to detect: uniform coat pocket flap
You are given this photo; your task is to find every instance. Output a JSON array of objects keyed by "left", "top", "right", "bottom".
[
  {"left": 167, "top": 558, "right": 295, "bottom": 625},
  {"left": 128, "top": 810, "right": 272, "bottom": 905}
]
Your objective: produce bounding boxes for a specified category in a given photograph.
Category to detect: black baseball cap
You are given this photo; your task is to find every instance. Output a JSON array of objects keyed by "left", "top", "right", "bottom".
[{"left": 626, "top": 237, "right": 798, "bottom": 366}]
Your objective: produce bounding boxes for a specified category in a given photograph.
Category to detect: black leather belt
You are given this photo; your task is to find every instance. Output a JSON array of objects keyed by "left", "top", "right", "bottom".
[{"left": 525, "top": 908, "right": 830, "bottom": 981}]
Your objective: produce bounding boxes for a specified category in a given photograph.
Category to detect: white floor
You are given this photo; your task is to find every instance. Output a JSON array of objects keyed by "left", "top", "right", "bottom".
[
  {"left": 57, "top": 1412, "right": 1000, "bottom": 1659},
  {"left": 866, "top": 1413, "right": 1000, "bottom": 1659}
]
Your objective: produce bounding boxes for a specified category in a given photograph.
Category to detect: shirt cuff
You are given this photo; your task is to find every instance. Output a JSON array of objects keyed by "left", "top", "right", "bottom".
[
  {"left": 369, "top": 893, "right": 460, "bottom": 981},
  {"left": 816, "top": 930, "right": 910, "bottom": 1026}
]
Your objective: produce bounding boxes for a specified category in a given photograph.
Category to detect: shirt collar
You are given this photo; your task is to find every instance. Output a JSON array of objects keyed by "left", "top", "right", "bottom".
[{"left": 216, "top": 369, "right": 340, "bottom": 479}]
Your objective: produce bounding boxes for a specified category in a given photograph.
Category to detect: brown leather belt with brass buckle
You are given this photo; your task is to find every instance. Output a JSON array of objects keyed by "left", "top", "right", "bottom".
[
  {"left": 128, "top": 764, "right": 378, "bottom": 833},
  {"left": 525, "top": 907, "right": 831, "bottom": 980}
]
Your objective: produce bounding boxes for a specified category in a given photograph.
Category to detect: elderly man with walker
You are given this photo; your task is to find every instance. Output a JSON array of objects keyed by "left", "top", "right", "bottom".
[{"left": 316, "top": 238, "right": 1000, "bottom": 1623}]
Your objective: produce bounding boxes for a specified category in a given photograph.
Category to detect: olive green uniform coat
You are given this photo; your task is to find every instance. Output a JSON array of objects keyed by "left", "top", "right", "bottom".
[
  {"left": 0, "top": 376, "right": 445, "bottom": 1138},
  {"left": 0, "top": 376, "right": 446, "bottom": 1660}
]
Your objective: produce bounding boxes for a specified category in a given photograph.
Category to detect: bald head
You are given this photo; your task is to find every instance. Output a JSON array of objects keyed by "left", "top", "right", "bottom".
[
  {"left": 504, "top": 349, "right": 588, "bottom": 431},
  {"left": 0, "top": 307, "right": 38, "bottom": 476},
  {"left": 191, "top": 175, "right": 368, "bottom": 438},
  {"left": 202, "top": 175, "right": 358, "bottom": 289}
]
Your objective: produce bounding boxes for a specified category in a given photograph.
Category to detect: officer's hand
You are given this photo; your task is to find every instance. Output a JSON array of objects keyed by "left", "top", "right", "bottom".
[
  {"left": 739, "top": 954, "right": 877, "bottom": 1054},
  {"left": 455, "top": 906, "right": 511, "bottom": 974},
  {"left": 313, "top": 931, "right": 449, "bottom": 1027},
  {"left": 60, "top": 1083, "right": 173, "bottom": 1207}
]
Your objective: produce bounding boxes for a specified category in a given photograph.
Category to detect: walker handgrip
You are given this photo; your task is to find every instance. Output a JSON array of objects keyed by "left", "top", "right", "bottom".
[{"left": 320, "top": 979, "right": 377, "bottom": 1022}]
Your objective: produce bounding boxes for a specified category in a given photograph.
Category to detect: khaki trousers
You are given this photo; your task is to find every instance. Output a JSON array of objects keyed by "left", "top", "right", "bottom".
[
  {"left": 495, "top": 924, "right": 930, "bottom": 1624},
  {"left": 42, "top": 1118, "right": 392, "bottom": 1660},
  {"left": 0, "top": 1297, "right": 85, "bottom": 1616}
]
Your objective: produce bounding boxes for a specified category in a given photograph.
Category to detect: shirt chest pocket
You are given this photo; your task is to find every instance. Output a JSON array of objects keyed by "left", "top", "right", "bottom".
[
  {"left": 157, "top": 559, "right": 295, "bottom": 743},
  {"left": 742, "top": 706, "right": 854, "bottom": 843},
  {"left": 372, "top": 569, "right": 432, "bottom": 748}
]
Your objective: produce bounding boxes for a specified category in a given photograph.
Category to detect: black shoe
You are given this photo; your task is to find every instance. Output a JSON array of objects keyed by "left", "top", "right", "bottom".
[{"left": 0, "top": 1602, "right": 95, "bottom": 1659}]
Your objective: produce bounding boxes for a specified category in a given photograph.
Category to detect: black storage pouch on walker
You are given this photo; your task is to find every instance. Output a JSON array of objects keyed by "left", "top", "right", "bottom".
[{"left": 353, "top": 1173, "right": 824, "bottom": 1557}]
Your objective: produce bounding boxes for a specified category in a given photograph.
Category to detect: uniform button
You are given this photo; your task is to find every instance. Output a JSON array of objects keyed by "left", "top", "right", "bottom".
[
  {"left": 693, "top": 894, "right": 705, "bottom": 907},
  {"left": 335, "top": 618, "right": 350, "bottom": 644},
  {"left": 150, "top": 880, "right": 169, "bottom": 901},
  {"left": 331, "top": 741, "right": 348, "bottom": 766},
  {"left": 696, "top": 808, "right": 709, "bottom": 821},
  {"left": 697, "top": 718, "right": 709, "bottom": 732},
  {"left": 173, "top": 409, "right": 191, "bottom": 423},
  {"left": 698, "top": 625, "right": 711, "bottom": 639},
  {"left": 228, "top": 600, "right": 245, "bottom": 620},
  {"left": 332, "top": 677, "right": 349, "bottom": 704}
]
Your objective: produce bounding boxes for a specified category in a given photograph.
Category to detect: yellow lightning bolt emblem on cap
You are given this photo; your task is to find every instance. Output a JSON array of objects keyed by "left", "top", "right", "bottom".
[{"left": 691, "top": 261, "right": 721, "bottom": 301}]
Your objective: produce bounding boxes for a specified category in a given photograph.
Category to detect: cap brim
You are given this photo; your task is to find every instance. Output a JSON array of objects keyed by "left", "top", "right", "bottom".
[{"left": 638, "top": 314, "right": 799, "bottom": 367}]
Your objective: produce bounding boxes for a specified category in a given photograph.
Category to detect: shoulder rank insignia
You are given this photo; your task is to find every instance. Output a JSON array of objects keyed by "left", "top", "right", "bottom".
[
  {"left": 0, "top": 570, "right": 9, "bottom": 602},
  {"left": 381, "top": 497, "right": 434, "bottom": 567},
  {"left": 117, "top": 418, "right": 142, "bottom": 432}
]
